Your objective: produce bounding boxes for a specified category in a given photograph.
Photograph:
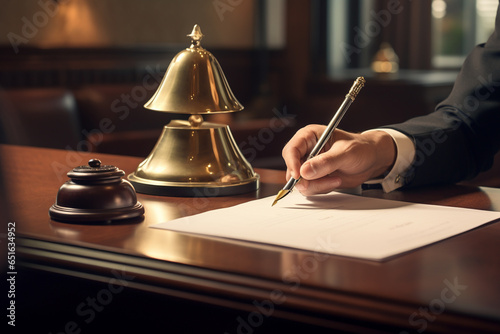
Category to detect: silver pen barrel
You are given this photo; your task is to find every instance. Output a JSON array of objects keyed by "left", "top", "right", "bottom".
[{"left": 307, "top": 77, "right": 365, "bottom": 159}]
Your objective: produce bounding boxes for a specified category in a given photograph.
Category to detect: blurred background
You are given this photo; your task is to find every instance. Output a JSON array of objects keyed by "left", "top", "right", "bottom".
[{"left": 0, "top": 0, "right": 496, "bottom": 170}]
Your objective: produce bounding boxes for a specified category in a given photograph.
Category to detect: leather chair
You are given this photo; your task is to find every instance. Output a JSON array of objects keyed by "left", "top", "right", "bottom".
[{"left": 0, "top": 88, "right": 82, "bottom": 149}]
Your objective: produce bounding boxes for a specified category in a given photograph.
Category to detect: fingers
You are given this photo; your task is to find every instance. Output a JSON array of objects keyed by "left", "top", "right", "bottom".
[
  {"left": 300, "top": 152, "right": 340, "bottom": 180},
  {"left": 299, "top": 129, "right": 352, "bottom": 180},
  {"left": 281, "top": 125, "right": 398, "bottom": 196},
  {"left": 295, "top": 175, "right": 342, "bottom": 196},
  {"left": 282, "top": 125, "right": 326, "bottom": 180},
  {"left": 294, "top": 130, "right": 397, "bottom": 195}
]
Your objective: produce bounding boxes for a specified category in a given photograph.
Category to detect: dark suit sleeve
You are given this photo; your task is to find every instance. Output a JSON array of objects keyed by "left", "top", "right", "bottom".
[{"left": 381, "top": 3, "right": 500, "bottom": 188}]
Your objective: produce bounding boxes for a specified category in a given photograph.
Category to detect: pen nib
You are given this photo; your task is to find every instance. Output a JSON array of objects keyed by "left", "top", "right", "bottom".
[{"left": 271, "top": 189, "right": 291, "bottom": 207}]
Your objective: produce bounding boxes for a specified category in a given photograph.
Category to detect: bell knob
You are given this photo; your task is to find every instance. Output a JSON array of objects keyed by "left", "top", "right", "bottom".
[{"left": 188, "top": 24, "right": 204, "bottom": 44}]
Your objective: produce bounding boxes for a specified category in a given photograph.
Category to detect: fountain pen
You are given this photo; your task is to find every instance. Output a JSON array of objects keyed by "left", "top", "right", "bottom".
[{"left": 271, "top": 76, "right": 366, "bottom": 206}]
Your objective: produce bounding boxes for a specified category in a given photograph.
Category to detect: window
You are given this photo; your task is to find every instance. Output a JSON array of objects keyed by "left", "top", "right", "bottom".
[
  {"left": 326, "top": 0, "right": 377, "bottom": 75},
  {"left": 324, "top": 0, "right": 497, "bottom": 76},
  {"left": 432, "top": 0, "right": 496, "bottom": 68}
]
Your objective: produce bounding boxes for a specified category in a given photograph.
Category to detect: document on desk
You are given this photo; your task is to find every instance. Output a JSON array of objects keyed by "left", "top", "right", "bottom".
[{"left": 152, "top": 191, "right": 500, "bottom": 261}]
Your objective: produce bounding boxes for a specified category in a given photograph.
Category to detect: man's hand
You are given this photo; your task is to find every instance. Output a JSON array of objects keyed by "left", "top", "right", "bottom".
[{"left": 282, "top": 125, "right": 396, "bottom": 195}]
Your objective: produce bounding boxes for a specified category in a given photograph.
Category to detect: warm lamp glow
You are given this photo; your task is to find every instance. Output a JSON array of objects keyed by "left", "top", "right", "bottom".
[
  {"left": 371, "top": 42, "right": 399, "bottom": 74},
  {"left": 40, "top": 1, "right": 109, "bottom": 47}
]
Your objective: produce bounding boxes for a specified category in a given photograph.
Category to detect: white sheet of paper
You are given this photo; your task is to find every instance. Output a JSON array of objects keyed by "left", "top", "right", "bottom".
[{"left": 151, "top": 191, "right": 500, "bottom": 261}]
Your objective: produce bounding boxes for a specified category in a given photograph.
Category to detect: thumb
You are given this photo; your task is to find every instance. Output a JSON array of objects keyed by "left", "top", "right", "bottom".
[{"left": 300, "top": 149, "right": 344, "bottom": 180}]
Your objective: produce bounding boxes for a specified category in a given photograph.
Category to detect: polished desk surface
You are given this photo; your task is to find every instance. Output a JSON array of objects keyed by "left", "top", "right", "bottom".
[{"left": 2, "top": 144, "right": 500, "bottom": 333}]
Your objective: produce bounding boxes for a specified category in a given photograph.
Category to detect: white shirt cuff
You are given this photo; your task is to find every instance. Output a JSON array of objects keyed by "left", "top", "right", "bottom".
[{"left": 363, "top": 128, "right": 415, "bottom": 192}]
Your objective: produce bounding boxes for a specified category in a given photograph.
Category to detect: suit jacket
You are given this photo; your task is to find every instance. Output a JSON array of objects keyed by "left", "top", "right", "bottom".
[{"left": 383, "top": 3, "right": 500, "bottom": 188}]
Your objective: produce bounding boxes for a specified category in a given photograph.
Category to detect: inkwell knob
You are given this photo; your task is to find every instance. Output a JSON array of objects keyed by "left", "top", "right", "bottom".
[{"left": 88, "top": 159, "right": 101, "bottom": 168}]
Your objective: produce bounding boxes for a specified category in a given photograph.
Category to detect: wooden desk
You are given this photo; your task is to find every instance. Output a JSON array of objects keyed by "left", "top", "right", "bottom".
[{"left": 2, "top": 144, "right": 500, "bottom": 333}]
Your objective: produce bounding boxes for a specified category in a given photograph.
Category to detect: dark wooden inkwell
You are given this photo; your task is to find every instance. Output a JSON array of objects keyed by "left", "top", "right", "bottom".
[{"left": 49, "top": 159, "right": 144, "bottom": 223}]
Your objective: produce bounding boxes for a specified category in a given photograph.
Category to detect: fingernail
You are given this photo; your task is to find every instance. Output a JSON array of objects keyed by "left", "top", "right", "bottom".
[{"left": 331, "top": 178, "right": 341, "bottom": 188}]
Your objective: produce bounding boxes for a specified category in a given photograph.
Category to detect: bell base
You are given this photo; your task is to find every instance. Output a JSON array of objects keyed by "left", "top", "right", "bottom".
[{"left": 128, "top": 173, "right": 259, "bottom": 197}]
